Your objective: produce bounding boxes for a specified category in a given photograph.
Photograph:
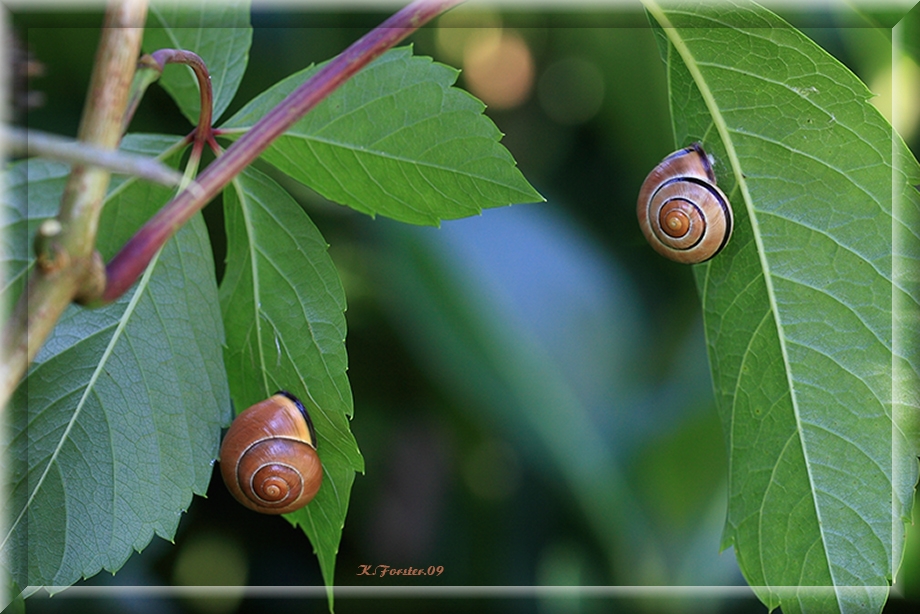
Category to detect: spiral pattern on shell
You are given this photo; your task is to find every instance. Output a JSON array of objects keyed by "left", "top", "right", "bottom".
[
  {"left": 220, "top": 391, "right": 323, "bottom": 515},
  {"left": 637, "top": 143, "right": 733, "bottom": 264}
]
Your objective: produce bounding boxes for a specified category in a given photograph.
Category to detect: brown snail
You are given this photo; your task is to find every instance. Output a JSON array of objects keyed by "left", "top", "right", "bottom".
[
  {"left": 637, "top": 143, "right": 733, "bottom": 264},
  {"left": 219, "top": 391, "right": 322, "bottom": 514}
]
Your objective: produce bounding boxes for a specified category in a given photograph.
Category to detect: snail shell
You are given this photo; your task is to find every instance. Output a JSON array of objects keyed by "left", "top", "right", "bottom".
[
  {"left": 637, "top": 143, "right": 733, "bottom": 264},
  {"left": 219, "top": 391, "right": 323, "bottom": 515}
]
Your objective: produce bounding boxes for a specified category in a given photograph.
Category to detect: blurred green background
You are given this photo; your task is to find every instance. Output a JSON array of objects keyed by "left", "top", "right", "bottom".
[{"left": 12, "top": 1, "right": 920, "bottom": 613}]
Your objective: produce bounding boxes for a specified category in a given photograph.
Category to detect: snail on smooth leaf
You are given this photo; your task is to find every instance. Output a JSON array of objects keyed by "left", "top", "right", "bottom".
[
  {"left": 219, "top": 391, "right": 322, "bottom": 515},
  {"left": 637, "top": 143, "right": 733, "bottom": 264}
]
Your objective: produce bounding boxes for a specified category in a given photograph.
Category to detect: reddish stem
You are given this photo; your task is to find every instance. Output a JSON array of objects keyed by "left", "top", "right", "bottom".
[
  {"left": 102, "top": 0, "right": 464, "bottom": 303},
  {"left": 143, "top": 48, "right": 214, "bottom": 159}
]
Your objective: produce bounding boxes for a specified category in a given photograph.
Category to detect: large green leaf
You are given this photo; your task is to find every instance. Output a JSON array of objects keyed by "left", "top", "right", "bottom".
[
  {"left": 894, "top": 0, "right": 920, "bottom": 467},
  {"left": 1, "top": 135, "right": 230, "bottom": 589},
  {"left": 219, "top": 166, "right": 362, "bottom": 606},
  {"left": 220, "top": 46, "right": 543, "bottom": 225},
  {"left": 643, "top": 1, "right": 920, "bottom": 612},
  {"left": 144, "top": 0, "right": 252, "bottom": 124}
]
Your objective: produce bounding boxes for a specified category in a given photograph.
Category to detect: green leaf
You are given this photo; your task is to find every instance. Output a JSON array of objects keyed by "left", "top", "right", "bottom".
[
  {"left": 220, "top": 46, "right": 543, "bottom": 226},
  {"left": 144, "top": 0, "right": 252, "bottom": 124},
  {"left": 219, "top": 166, "right": 362, "bottom": 605},
  {"left": 2, "top": 135, "right": 230, "bottom": 589},
  {"left": 0, "top": 161, "right": 66, "bottom": 318},
  {"left": 895, "top": 5, "right": 920, "bottom": 460},
  {"left": 644, "top": 1, "right": 920, "bottom": 612}
]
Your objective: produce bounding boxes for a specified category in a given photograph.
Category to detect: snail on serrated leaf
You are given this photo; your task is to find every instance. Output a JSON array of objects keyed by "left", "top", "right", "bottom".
[{"left": 219, "top": 391, "right": 322, "bottom": 515}]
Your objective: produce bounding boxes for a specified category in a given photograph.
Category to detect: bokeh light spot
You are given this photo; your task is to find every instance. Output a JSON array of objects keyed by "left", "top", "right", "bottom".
[
  {"left": 463, "top": 30, "right": 534, "bottom": 110},
  {"left": 435, "top": 6, "right": 503, "bottom": 66},
  {"left": 538, "top": 57, "right": 606, "bottom": 126},
  {"left": 871, "top": 52, "right": 920, "bottom": 141},
  {"left": 172, "top": 532, "right": 247, "bottom": 613}
]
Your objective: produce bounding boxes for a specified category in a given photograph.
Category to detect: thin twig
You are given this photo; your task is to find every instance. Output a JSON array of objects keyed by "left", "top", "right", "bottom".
[
  {"left": 148, "top": 49, "right": 214, "bottom": 158},
  {"left": 3, "top": 126, "right": 184, "bottom": 187}
]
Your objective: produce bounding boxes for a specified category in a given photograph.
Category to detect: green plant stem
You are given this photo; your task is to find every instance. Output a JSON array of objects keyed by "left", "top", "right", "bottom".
[
  {"left": 102, "top": 0, "right": 465, "bottom": 303},
  {"left": 0, "top": 0, "right": 148, "bottom": 412},
  {"left": 121, "top": 55, "right": 162, "bottom": 133}
]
